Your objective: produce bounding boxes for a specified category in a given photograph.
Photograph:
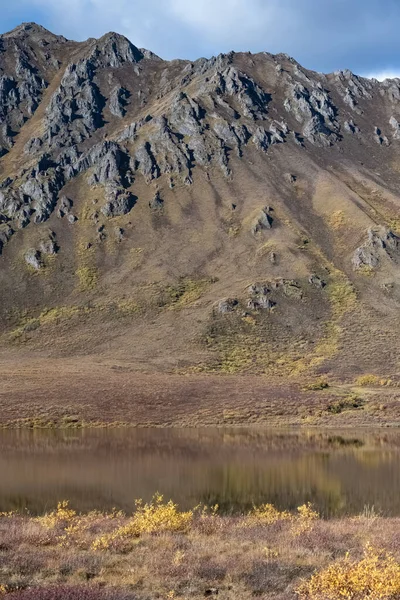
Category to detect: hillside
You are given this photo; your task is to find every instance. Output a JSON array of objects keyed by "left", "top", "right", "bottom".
[{"left": 1, "top": 22, "right": 400, "bottom": 405}]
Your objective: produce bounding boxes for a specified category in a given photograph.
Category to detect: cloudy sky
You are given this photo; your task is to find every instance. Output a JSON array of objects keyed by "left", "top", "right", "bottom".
[{"left": 1, "top": 0, "right": 400, "bottom": 79}]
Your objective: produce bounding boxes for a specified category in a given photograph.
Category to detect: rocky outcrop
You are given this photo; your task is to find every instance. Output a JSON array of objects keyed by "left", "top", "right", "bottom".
[
  {"left": 251, "top": 208, "right": 274, "bottom": 235},
  {"left": 57, "top": 196, "right": 73, "bottom": 218},
  {"left": 24, "top": 248, "right": 43, "bottom": 270},
  {"left": 44, "top": 60, "right": 106, "bottom": 148},
  {"left": 101, "top": 189, "right": 136, "bottom": 218},
  {"left": 352, "top": 227, "right": 400, "bottom": 270},
  {"left": 309, "top": 274, "right": 326, "bottom": 289},
  {"left": 344, "top": 119, "right": 360, "bottom": 134},
  {"left": 246, "top": 283, "right": 276, "bottom": 311},
  {"left": 374, "top": 127, "right": 389, "bottom": 146},
  {"left": 217, "top": 298, "right": 239, "bottom": 313},
  {"left": 283, "top": 82, "right": 339, "bottom": 146}
]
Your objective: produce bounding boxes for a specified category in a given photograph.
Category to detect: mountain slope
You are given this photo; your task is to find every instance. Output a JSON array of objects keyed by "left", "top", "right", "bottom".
[{"left": 1, "top": 22, "right": 400, "bottom": 382}]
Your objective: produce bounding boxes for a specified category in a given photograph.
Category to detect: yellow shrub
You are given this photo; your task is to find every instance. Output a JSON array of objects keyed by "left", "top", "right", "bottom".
[
  {"left": 292, "top": 502, "right": 320, "bottom": 535},
  {"left": 355, "top": 374, "right": 391, "bottom": 387},
  {"left": 297, "top": 503, "right": 320, "bottom": 521},
  {"left": 36, "top": 501, "right": 76, "bottom": 529},
  {"left": 303, "top": 377, "right": 330, "bottom": 391},
  {"left": 92, "top": 494, "right": 193, "bottom": 550},
  {"left": 247, "top": 503, "right": 292, "bottom": 525},
  {"left": 245, "top": 502, "right": 319, "bottom": 531},
  {"left": 297, "top": 543, "right": 400, "bottom": 599}
]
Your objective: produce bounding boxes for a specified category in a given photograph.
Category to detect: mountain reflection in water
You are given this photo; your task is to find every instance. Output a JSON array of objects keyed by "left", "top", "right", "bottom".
[{"left": 0, "top": 428, "right": 399, "bottom": 516}]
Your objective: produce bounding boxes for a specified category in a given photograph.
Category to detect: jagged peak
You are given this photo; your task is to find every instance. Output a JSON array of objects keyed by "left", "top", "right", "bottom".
[
  {"left": 88, "top": 31, "right": 144, "bottom": 65},
  {"left": 1, "top": 22, "right": 66, "bottom": 42}
]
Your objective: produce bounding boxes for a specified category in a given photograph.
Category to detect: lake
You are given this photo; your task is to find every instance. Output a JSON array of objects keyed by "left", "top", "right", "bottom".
[{"left": 1, "top": 428, "right": 400, "bottom": 516}]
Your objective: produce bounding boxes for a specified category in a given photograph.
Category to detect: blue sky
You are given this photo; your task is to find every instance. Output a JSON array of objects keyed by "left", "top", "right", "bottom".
[{"left": 1, "top": 0, "right": 400, "bottom": 79}]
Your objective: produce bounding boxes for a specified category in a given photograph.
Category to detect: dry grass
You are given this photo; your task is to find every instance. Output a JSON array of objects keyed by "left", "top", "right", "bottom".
[
  {"left": 328, "top": 210, "right": 347, "bottom": 230},
  {"left": 1, "top": 357, "right": 400, "bottom": 428},
  {"left": 1, "top": 501, "right": 400, "bottom": 599},
  {"left": 76, "top": 267, "right": 99, "bottom": 292}
]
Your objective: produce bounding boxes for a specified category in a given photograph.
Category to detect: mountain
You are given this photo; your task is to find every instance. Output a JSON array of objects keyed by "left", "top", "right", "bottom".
[{"left": 1, "top": 21, "right": 400, "bottom": 387}]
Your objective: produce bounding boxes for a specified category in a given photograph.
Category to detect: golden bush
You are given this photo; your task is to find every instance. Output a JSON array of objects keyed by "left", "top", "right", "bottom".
[
  {"left": 355, "top": 374, "right": 391, "bottom": 387},
  {"left": 246, "top": 503, "right": 292, "bottom": 525},
  {"left": 293, "top": 502, "right": 320, "bottom": 535},
  {"left": 92, "top": 494, "right": 193, "bottom": 550},
  {"left": 36, "top": 501, "right": 76, "bottom": 529},
  {"left": 297, "top": 543, "right": 400, "bottom": 599}
]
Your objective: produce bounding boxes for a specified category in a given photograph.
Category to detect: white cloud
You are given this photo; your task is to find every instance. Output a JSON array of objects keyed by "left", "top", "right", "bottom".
[
  {"left": 364, "top": 70, "right": 400, "bottom": 81},
  {"left": 169, "top": 0, "right": 270, "bottom": 35}
]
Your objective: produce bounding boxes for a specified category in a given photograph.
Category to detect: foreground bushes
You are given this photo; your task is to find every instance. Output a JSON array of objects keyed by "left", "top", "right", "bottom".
[
  {"left": 1, "top": 498, "right": 400, "bottom": 599},
  {"left": 298, "top": 543, "right": 400, "bottom": 599}
]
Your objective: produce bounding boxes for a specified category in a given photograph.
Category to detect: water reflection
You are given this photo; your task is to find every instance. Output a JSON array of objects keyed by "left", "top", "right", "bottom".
[{"left": 0, "top": 428, "right": 400, "bottom": 516}]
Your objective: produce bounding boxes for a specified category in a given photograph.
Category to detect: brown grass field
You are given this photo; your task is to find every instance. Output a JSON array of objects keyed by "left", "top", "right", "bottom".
[{"left": 1, "top": 357, "right": 400, "bottom": 428}]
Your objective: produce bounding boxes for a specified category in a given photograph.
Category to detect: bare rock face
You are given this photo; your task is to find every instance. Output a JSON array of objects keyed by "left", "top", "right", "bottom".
[
  {"left": 283, "top": 82, "right": 338, "bottom": 146},
  {"left": 44, "top": 60, "right": 106, "bottom": 149},
  {"left": 109, "top": 86, "right": 130, "bottom": 117},
  {"left": 389, "top": 116, "right": 400, "bottom": 140}
]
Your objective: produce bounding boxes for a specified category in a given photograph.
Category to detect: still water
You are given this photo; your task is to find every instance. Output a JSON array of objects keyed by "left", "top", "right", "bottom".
[{"left": 1, "top": 428, "right": 400, "bottom": 516}]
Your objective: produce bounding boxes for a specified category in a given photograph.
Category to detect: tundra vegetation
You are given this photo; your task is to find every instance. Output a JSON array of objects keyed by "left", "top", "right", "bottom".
[{"left": 0, "top": 495, "right": 400, "bottom": 599}]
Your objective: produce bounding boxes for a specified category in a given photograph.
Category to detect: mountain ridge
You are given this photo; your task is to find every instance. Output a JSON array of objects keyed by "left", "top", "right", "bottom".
[{"left": 1, "top": 22, "right": 400, "bottom": 386}]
